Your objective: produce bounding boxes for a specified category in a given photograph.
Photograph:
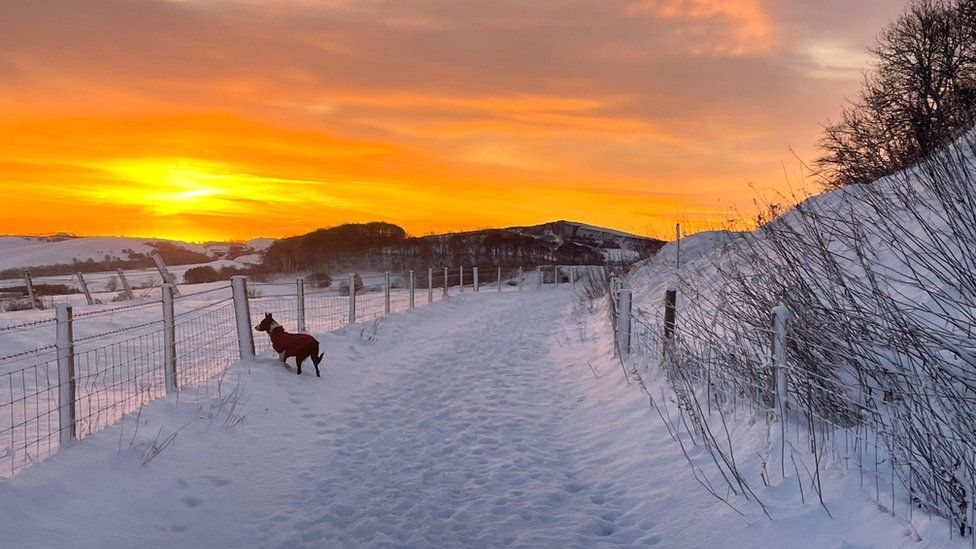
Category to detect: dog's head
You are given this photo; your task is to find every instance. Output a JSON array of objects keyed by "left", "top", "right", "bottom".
[{"left": 254, "top": 312, "right": 279, "bottom": 333}]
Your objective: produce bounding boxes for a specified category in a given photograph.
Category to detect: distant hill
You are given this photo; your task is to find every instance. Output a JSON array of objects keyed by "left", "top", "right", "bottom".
[
  {"left": 0, "top": 235, "right": 271, "bottom": 279},
  {"left": 0, "top": 221, "right": 663, "bottom": 279},
  {"left": 261, "top": 221, "right": 664, "bottom": 273}
]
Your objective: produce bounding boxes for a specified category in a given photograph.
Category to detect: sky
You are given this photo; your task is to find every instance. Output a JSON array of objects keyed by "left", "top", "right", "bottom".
[{"left": 0, "top": 0, "right": 907, "bottom": 242}]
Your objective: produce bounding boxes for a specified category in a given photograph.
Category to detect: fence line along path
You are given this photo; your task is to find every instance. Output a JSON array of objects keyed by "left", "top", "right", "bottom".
[{"left": 0, "top": 265, "right": 597, "bottom": 476}]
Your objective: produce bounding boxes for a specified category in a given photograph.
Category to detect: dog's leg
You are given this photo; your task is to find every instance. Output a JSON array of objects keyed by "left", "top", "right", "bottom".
[
  {"left": 295, "top": 353, "right": 304, "bottom": 375},
  {"left": 278, "top": 351, "right": 286, "bottom": 363}
]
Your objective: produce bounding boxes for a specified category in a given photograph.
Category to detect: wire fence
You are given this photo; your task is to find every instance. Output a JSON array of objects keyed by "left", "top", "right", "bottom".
[
  {"left": 613, "top": 280, "right": 976, "bottom": 543},
  {"left": 0, "top": 265, "right": 577, "bottom": 477}
]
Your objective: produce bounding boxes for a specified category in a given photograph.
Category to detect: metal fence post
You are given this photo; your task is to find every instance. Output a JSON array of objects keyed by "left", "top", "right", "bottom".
[
  {"left": 497, "top": 267, "right": 502, "bottom": 292},
  {"left": 772, "top": 304, "right": 791, "bottom": 415},
  {"left": 772, "top": 303, "right": 791, "bottom": 479},
  {"left": 428, "top": 268, "right": 433, "bottom": 303},
  {"left": 348, "top": 274, "right": 357, "bottom": 323},
  {"left": 296, "top": 277, "right": 306, "bottom": 332},
  {"left": 162, "top": 284, "right": 178, "bottom": 393},
  {"left": 409, "top": 270, "right": 415, "bottom": 308},
  {"left": 473, "top": 267, "right": 479, "bottom": 292},
  {"left": 518, "top": 266, "right": 523, "bottom": 291},
  {"left": 76, "top": 273, "right": 95, "bottom": 306},
  {"left": 384, "top": 272, "right": 391, "bottom": 314},
  {"left": 459, "top": 266, "right": 464, "bottom": 293},
  {"left": 664, "top": 287, "right": 677, "bottom": 339},
  {"left": 570, "top": 266, "right": 576, "bottom": 287},
  {"left": 23, "top": 269, "right": 38, "bottom": 309},
  {"left": 443, "top": 267, "right": 449, "bottom": 297},
  {"left": 617, "top": 287, "right": 632, "bottom": 355},
  {"left": 55, "top": 304, "right": 76, "bottom": 446},
  {"left": 231, "top": 276, "right": 255, "bottom": 359},
  {"left": 116, "top": 268, "right": 134, "bottom": 300}
]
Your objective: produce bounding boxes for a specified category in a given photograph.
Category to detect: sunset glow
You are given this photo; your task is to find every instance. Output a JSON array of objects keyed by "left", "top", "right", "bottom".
[{"left": 0, "top": 0, "right": 907, "bottom": 241}]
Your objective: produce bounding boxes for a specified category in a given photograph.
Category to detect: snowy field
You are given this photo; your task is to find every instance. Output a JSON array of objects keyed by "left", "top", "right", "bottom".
[{"left": 0, "top": 287, "right": 949, "bottom": 548}]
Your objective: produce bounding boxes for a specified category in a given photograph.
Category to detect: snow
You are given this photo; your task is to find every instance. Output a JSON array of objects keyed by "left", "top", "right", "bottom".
[
  {"left": 0, "top": 236, "right": 210, "bottom": 272},
  {"left": 0, "top": 287, "right": 949, "bottom": 547}
]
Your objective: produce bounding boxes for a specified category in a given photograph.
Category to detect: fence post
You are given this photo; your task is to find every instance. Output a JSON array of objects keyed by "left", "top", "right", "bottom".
[
  {"left": 497, "top": 267, "right": 502, "bottom": 292},
  {"left": 772, "top": 304, "right": 791, "bottom": 417},
  {"left": 116, "top": 268, "right": 134, "bottom": 300},
  {"left": 55, "top": 304, "right": 76, "bottom": 446},
  {"left": 616, "top": 287, "right": 632, "bottom": 355},
  {"left": 772, "top": 303, "right": 791, "bottom": 479},
  {"left": 23, "top": 269, "right": 38, "bottom": 309},
  {"left": 428, "top": 268, "right": 433, "bottom": 303},
  {"left": 409, "top": 270, "right": 415, "bottom": 308},
  {"left": 151, "top": 253, "right": 179, "bottom": 295},
  {"left": 664, "top": 287, "right": 677, "bottom": 339},
  {"left": 348, "top": 274, "right": 357, "bottom": 324},
  {"left": 443, "top": 267, "right": 448, "bottom": 297},
  {"left": 384, "top": 272, "right": 391, "bottom": 314},
  {"left": 296, "top": 277, "right": 306, "bottom": 332},
  {"left": 571, "top": 267, "right": 576, "bottom": 287},
  {"left": 459, "top": 266, "right": 464, "bottom": 293},
  {"left": 162, "top": 284, "right": 178, "bottom": 393},
  {"left": 473, "top": 267, "right": 479, "bottom": 292},
  {"left": 76, "top": 272, "right": 95, "bottom": 306},
  {"left": 518, "top": 266, "right": 523, "bottom": 291},
  {"left": 231, "top": 276, "right": 255, "bottom": 359}
]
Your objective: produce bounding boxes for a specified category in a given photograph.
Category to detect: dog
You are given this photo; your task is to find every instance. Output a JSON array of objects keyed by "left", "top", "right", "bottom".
[{"left": 254, "top": 313, "right": 323, "bottom": 377}]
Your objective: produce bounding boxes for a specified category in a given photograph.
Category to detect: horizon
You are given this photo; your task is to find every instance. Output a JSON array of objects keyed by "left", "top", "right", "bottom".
[
  {"left": 0, "top": 0, "right": 907, "bottom": 242},
  {"left": 0, "top": 217, "right": 669, "bottom": 245}
]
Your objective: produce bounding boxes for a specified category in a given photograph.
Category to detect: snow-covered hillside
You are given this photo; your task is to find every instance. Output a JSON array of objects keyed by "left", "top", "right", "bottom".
[
  {"left": 624, "top": 131, "right": 976, "bottom": 541},
  {"left": 0, "top": 236, "right": 201, "bottom": 272},
  {"left": 0, "top": 235, "right": 275, "bottom": 273}
]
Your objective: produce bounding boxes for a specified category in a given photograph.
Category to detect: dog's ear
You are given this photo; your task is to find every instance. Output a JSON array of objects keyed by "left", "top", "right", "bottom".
[{"left": 265, "top": 312, "right": 271, "bottom": 318}]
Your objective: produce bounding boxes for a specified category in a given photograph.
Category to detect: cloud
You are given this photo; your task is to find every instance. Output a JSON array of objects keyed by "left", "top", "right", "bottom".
[{"left": 0, "top": 0, "right": 908, "bottom": 239}]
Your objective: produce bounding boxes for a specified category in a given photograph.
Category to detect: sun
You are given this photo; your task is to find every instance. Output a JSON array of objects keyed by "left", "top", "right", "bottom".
[{"left": 91, "top": 158, "right": 245, "bottom": 216}]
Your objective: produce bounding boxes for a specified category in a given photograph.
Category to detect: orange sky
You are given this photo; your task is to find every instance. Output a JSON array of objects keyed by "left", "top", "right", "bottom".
[{"left": 0, "top": 0, "right": 906, "bottom": 242}]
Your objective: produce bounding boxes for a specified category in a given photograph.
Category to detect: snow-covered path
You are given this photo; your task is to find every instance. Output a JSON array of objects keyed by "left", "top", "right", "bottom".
[
  {"left": 0, "top": 288, "right": 941, "bottom": 548},
  {"left": 261, "top": 291, "right": 643, "bottom": 547}
]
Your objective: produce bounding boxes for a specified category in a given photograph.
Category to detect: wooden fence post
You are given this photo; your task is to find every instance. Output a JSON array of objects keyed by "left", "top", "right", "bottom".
[
  {"left": 76, "top": 273, "right": 95, "bottom": 306},
  {"left": 617, "top": 287, "right": 632, "bottom": 355},
  {"left": 162, "top": 284, "right": 178, "bottom": 393},
  {"left": 348, "top": 274, "right": 357, "bottom": 324},
  {"left": 428, "top": 268, "right": 433, "bottom": 303},
  {"left": 459, "top": 266, "right": 464, "bottom": 293},
  {"left": 497, "top": 267, "right": 502, "bottom": 292},
  {"left": 116, "top": 268, "right": 134, "bottom": 300},
  {"left": 664, "top": 287, "right": 677, "bottom": 339},
  {"left": 231, "top": 276, "right": 255, "bottom": 359},
  {"left": 23, "top": 269, "right": 38, "bottom": 310},
  {"left": 443, "top": 267, "right": 449, "bottom": 297},
  {"left": 409, "top": 270, "right": 415, "bottom": 308},
  {"left": 473, "top": 267, "right": 479, "bottom": 292},
  {"left": 296, "top": 277, "right": 306, "bottom": 332},
  {"left": 55, "top": 304, "right": 76, "bottom": 446},
  {"left": 384, "top": 272, "right": 391, "bottom": 314},
  {"left": 518, "top": 266, "right": 523, "bottom": 291},
  {"left": 151, "top": 253, "right": 179, "bottom": 295}
]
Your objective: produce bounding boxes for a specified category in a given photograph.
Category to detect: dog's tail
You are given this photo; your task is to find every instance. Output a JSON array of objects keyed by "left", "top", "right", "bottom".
[{"left": 312, "top": 351, "right": 324, "bottom": 366}]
